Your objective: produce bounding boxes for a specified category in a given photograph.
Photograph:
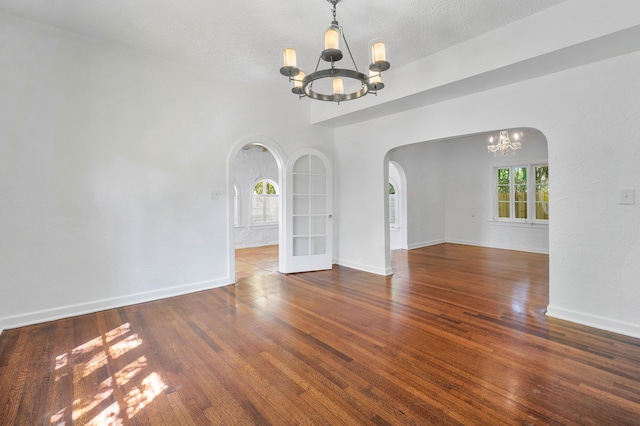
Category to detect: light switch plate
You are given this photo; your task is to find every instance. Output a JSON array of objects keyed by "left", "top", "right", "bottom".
[{"left": 620, "top": 189, "right": 635, "bottom": 205}]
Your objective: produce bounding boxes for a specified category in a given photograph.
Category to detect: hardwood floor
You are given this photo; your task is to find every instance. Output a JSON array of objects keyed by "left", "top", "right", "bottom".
[
  {"left": 1, "top": 244, "right": 639, "bottom": 425},
  {"left": 235, "top": 245, "right": 279, "bottom": 279}
]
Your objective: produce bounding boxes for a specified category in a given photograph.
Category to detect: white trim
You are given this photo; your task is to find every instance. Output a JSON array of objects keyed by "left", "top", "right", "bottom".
[
  {"left": 446, "top": 238, "right": 549, "bottom": 254},
  {"left": 547, "top": 305, "right": 640, "bottom": 340},
  {"left": 336, "top": 258, "right": 393, "bottom": 276},
  {"left": 407, "top": 239, "right": 446, "bottom": 250},
  {"left": 248, "top": 223, "right": 279, "bottom": 229},
  {"left": 488, "top": 219, "right": 549, "bottom": 229},
  {"left": 0, "top": 277, "right": 231, "bottom": 331}
]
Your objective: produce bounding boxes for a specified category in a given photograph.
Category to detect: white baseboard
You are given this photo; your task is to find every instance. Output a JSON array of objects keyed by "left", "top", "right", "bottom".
[
  {"left": 336, "top": 258, "right": 392, "bottom": 276},
  {"left": 0, "top": 277, "right": 231, "bottom": 332},
  {"left": 407, "top": 239, "right": 445, "bottom": 250},
  {"left": 445, "top": 238, "right": 549, "bottom": 255},
  {"left": 546, "top": 305, "right": 640, "bottom": 339}
]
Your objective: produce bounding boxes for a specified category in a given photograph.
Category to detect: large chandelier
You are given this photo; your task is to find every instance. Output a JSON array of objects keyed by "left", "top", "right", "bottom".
[
  {"left": 279, "top": 0, "right": 390, "bottom": 103},
  {"left": 487, "top": 130, "right": 523, "bottom": 156}
]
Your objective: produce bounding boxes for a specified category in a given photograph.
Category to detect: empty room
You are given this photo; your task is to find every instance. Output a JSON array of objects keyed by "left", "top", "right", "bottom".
[{"left": 1, "top": 0, "right": 639, "bottom": 424}]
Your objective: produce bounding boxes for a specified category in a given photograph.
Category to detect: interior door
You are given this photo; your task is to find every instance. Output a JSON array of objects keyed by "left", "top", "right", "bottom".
[{"left": 283, "top": 150, "right": 333, "bottom": 273}]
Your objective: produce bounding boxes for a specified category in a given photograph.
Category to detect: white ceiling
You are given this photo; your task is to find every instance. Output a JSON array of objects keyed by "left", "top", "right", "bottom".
[{"left": 0, "top": 0, "right": 566, "bottom": 84}]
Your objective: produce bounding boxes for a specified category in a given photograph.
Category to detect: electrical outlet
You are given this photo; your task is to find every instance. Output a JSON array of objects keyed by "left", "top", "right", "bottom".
[
  {"left": 620, "top": 189, "right": 635, "bottom": 205},
  {"left": 209, "top": 191, "right": 220, "bottom": 200}
]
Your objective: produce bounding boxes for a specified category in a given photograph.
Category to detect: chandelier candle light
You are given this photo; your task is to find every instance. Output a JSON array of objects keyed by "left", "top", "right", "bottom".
[
  {"left": 487, "top": 130, "right": 523, "bottom": 156},
  {"left": 279, "top": 0, "right": 390, "bottom": 103}
]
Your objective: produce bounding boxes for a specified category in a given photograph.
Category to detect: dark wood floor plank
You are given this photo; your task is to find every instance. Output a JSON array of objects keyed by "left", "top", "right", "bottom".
[{"left": 1, "top": 243, "right": 640, "bottom": 424}]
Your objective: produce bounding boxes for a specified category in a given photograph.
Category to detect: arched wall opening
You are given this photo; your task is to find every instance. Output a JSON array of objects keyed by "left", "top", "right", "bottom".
[
  {"left": 388, "top": 161, "right": 408, "bottom": 251},
  {"left": 333, "top": 49, "right": 640, "bottom": 337},
  {"left": 383, "top": 128, "right": 550, "bottom": 276},
  {"left": 227, "top": 136, "right": 287, "bottom": 283}
]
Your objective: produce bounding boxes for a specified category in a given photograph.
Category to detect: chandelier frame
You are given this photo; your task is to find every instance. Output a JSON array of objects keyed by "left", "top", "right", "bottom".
[{"left": 279, "top": 0, "right": 390, "bottom": 103}]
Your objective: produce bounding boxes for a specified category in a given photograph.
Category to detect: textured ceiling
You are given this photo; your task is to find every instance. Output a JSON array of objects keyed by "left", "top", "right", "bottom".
[{"left": 0, "top": 0, "right": 566, "bottom": 84}]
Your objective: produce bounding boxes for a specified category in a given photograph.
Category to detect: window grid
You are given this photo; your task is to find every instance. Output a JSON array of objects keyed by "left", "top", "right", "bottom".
[
  {"left": 251, "top": 179, "right": 279, "bottom": 225},
  {"left": 495, "top": 164, "right": 548, "bottom": 223}
]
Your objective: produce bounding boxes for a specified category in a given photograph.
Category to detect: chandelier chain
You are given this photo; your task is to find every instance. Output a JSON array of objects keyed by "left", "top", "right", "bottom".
[{"left": 330, "top": 0, "right": 338, "bottom": 22}]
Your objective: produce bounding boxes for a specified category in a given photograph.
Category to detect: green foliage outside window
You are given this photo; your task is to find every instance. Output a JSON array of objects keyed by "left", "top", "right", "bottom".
[
  {"left": 535, "top": 166, "right": 549, "bottom": 220},
  {"left": 497, "top": 165, "right": 547, "bottom": 221},
  {"left": 254, "top": 181, "right": 277, "bottom": 195}
]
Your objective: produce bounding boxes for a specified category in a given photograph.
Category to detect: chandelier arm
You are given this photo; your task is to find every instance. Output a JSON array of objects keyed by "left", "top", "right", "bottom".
[
  {"left": 313, "top": 54, "right": 322, "bottom": 73},
  {"left": 309, "top": 53, "right": 324, "bottom": 92},
  {"left": 340, "top": 26, "right": 359, "bottom": 72}
]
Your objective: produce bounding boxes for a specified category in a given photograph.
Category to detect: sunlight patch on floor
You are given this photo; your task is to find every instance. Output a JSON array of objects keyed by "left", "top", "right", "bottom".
[{"left": 50, "top": 322, "right": 167, "bottom": 425}]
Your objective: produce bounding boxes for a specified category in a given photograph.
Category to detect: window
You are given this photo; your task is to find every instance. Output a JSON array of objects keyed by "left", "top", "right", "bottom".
[
  {"left": 388, "top": 181, "right": 397, "bottom": 229},
  {"left": 251, "top": 179, "right": 279, "bottom": 224},
  {"left": 495, "top": 164, "right": 548, "bottom": 222},
  {"left": 534, "top": 165, "right": 549, "bottom": 220}
]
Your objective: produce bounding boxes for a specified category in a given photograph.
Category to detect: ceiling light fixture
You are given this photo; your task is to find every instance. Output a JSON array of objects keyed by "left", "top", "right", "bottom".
[
  {"left": 279, "top": 0, "right": 390, "bottom": 104},
  {"left": 488, "top": 130, "right": 523, "bottom": 156}
]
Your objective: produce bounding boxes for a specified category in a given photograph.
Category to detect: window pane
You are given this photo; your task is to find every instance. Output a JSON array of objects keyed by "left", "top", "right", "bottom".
[
  {"left": 535, "top": 184, "right": 548, "bottom": 202},
  {"left": 293, "top": 216, "right": 309, "bottom": 236},
  {"left": 536, "top": 166, "right": 549, "bottom": 184},
  {"left": 293, "top": 195, "right": 309, "bottom": 215},
  {"left": 535, "top": 165, "right": 549, "bottom": 220},
  {"left": 309, "top": 175, "right": 326, "bottom": 195},
  {"left": 293, "top": 174, "right": 309, "bottom": 194},
  {"left": 536, "top": 202, "right": 549, "bottom": 220},
  {"left": 252, "top": 195, "right": 265, "bottom": 223},
  {"left": 515, "top": 202, "right": 527, "bottom": 219},
  {"left": 498, "top": 202, "right": 510, "bottom": 218},
  {"left": 514, "top": 167, "right": 527, "bottom": 185},
  {"left": 311, "top": 236, "right": 326, "bottom": 255},
  {"left": 293, "top": 237, "right": 309, "bottom": 256},
  {"left": 264, "top": 196, "right": 278, "bottom": 222},
  {"left": 310, "top": 216, "right": 326, "bottom": 235},
  {"left": 497, "top": 168, "right": 510, "bottom": 185},
  {"left": 309, "top": 155, "right": 325, "bottom": 174},
  {"left": 498, "top": 187, "right": 510, "bottom": 202},
  {"left": 293, "top": 155, "right": 310, "bottom": 173},
  {"left": 310, "top": 195, "right": 326, "bottom": 215},
  {"left": 254, "top": 181, "right": 264, "bottom": 194},
  {"left": 515, "top": 185, "right": 527, "bottom": 201},
  {"left": 389, "top": 195, "right": 397, "bottom": 225},
  {"left": 266, "top": 182, "right": 276, "bottom": 194}
]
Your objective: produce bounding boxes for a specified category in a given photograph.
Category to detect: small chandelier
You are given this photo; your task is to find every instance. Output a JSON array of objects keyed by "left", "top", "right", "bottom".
[
  {"left": 279, "top": 0, "right": 390, "bottom": 103},
  {"left": 487, "top": 130, "right": 523, "bottom": 156}
]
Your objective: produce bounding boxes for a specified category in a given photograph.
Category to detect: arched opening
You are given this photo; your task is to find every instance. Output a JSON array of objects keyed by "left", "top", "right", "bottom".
[
  {"left": 228, "top": 137, "right": 287, "bottom": 283},
  {"left": 385, "top": 128, "right": 549, "bottom": 276},
  {"left": 388, "top": 160, "right": 408, "bottom": 251}
]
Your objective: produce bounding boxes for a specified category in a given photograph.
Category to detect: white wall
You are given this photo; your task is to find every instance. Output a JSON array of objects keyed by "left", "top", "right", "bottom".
[
  {"left": 234, "top": 146, "right": 279, "bottom": 249},
  {"left": 388, "top": 142, "right": 446, "bottom": 249},
  {"left": 0, "top": 12, "right": 333, "bottom": 330},
  {"left": 334, "top": 51, "right": 640, "bottom": 338}
]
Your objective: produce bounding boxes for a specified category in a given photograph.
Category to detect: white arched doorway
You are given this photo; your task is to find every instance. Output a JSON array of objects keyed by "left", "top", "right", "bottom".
[
  {"left": 389, "top": 160, "right": 408, "bottom": 250},
  {"left": 227, "top": 136, "right": 287, "bottom": 283},
  {"left": 282, "top": 148, "right": 333, "bottom": 273},
  {"left": 384, "top": 129, "right": 549, "bottom": 274}
]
